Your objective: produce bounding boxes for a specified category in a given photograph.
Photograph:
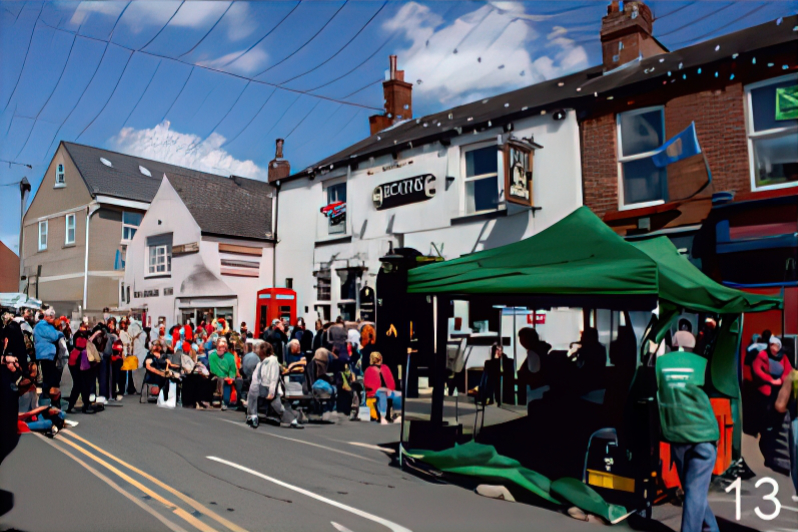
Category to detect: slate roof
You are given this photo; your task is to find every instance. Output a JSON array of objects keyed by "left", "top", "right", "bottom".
[
  {"left": 165, "top": 173, "right": 274, "bottom": 241},
  {"left": 294, "top": 15, "right": 797, "bottom": 180},
  {"left": 61, "top": 141, "right": 274, "bottom": 241}
]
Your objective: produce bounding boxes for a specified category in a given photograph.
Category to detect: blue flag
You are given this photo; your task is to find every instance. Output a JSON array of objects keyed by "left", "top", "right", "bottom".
[{"left": 651, "top": 122, "right": 701, "bottom": 168}]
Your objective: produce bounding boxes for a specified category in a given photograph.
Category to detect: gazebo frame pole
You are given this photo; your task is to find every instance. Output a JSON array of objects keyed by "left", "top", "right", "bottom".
[{"left": 430, "top": 297, "right": 451, "bottom": 429}]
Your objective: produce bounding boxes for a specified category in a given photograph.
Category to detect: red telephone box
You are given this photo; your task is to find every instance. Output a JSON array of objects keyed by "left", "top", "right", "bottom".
[{"left": 255, "top": 288, "right": 297, "bottom": 338}]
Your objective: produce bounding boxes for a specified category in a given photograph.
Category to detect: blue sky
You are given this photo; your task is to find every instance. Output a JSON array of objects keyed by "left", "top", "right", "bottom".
[{"left": 1, "top": 1, "right": 794, "bottom": 253}]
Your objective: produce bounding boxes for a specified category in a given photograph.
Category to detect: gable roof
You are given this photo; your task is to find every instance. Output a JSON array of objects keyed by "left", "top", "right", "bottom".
[
  {"left": 61, "top": 141, "right": 265, "bottom": 204},
  {"left": 295, "top": 15, "right": 797, "bottom": 180},
  {"left": 164, "top": 173, "right": 274, "bottom": 242},
  {"left": 61, "top": 141, "right": 274, "bottom": 241}
]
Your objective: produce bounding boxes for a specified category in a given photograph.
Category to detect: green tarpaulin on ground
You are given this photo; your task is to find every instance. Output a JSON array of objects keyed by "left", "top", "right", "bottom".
[
  {"left": 407, "top": 206, "right": 782, "bottom": 315},
  {"left": 406, "top": 442, "right": 628, "bottom": 524}
]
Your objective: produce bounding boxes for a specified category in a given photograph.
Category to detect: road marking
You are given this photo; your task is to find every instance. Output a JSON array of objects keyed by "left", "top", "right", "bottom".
[
  {"left": 49, "top": 435, "right": 213, "bottom": 531},
  {"left": 782, "top": 505, "right": 798, "bottom": 513},
  {"left": 207, "top": 456, "right": 413, "bottom": 532},
  {"left": 62, "top": 431, "right": 247, "bottom": 532},
  {"left": 331, "top": 521, "right": 355, "bottom": 532},
  {"left": 35, "top": 434, "right": 188, "bottom": 532},
  {"left": 346, "top": 441, "right": 396, "bottom": 454},
  {"left": 218, "top": 418, "right": 379, "bottom": 463}
]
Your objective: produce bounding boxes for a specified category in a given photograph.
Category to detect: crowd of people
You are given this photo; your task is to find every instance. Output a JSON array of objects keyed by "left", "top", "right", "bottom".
[{"left": 0, "top": 309, "right": 404, "bottom": 438}]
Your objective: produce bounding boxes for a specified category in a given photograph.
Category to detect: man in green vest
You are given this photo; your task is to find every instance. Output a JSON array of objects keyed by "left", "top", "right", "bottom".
[{"left": 656, "top": 331, "right": 719, "bottom": 532}]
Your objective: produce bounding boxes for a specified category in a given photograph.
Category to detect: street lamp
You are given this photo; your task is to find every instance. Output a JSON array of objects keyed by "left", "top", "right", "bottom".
[{"left": 18, "top": 177, "right": 31, "bottom": 292}]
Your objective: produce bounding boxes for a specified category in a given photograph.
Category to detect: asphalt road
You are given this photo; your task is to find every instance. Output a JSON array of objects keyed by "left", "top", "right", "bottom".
[{"left": 1, "top": 396, "right": 795, "bottom": 532}]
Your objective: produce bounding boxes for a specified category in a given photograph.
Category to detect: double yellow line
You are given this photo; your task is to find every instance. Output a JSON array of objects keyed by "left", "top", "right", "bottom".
[{"left": 45, "top": 431, "right": 247, "bottom": 532}]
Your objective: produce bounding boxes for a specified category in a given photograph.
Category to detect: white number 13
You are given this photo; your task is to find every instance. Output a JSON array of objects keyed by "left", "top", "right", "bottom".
[{"left": 725, "top": 476, "right": 782, "bottom": 521}]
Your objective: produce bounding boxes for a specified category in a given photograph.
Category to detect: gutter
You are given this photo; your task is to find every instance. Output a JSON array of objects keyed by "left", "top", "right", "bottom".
[{"left": 82, "top": 202, "right": 100, "bottom": 316}]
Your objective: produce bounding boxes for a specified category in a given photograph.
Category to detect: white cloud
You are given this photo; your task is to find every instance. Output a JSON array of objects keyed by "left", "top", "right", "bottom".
[
  {"left": 197, "top": 48, "right": 269, "bottom": 75},
  {"left": 385, "top": 2, "right": 589, "bottom": 106},
  {"left": 111, "top": 121, "right": 266, "bottom": 181}
]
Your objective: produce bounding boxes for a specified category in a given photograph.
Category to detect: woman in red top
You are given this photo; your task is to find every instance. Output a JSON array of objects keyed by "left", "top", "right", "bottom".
[
  {"left": 363, "top": 352, "right": 401, "bottom": 424},
  {"left": 753, "top": 336, "right": 793, "bottom": 473}
]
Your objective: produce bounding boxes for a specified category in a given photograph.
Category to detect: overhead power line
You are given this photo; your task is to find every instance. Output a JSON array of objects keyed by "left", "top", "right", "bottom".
[
  {"left": 178, "top": 1, "right": 234, "bottom": 58},
  {"left": 278, "top": 1, "right": 388, "bottom": 86},
  {"left": 218, "top": 1, "right": 301, "bottom": 68},
  {"left": 253, "top": 1, "right": 348, "bottom": 78},
  {"left": 0, "top": 160, "right": 33, "bottom": 169},
  {"left": 139, "top": 0, "right": 185, "bottom": 50},
  {"left": 657, "top": 2, "right": 734, "bottom": 38},
  {"left": 38, "top": 18, "right": 382, "bottom": 111},
  {"left": 3, "top": 3, "right": 44, "bottom": 111},
  {"left": 667, "top": 3, "right": 768, "bottom": 46}
]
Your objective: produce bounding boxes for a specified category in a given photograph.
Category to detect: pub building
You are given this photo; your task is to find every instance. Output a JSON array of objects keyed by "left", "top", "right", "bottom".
[{"left": 273, "top": 55, "right": 585, "bottom": 326}]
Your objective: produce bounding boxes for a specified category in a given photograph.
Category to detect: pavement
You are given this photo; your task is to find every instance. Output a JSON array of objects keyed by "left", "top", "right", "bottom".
[{"left": 0, "top": 394, "right": 795, "bottom": 532}]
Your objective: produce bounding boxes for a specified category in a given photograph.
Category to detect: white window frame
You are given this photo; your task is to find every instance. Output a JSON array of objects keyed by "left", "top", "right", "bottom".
[
  {"left": 38, "top": 220, "right": 48, "bottom": 251},
  {"left": 121, "top": 211, "right": 141, "bottom": 243},
  {"left": 64, "top": 213, "right": 76, "bottom": 245},
  {"left": 324, "top": 179, "right": 348, "bottom": 236},
  {"left": 616, "top": 105, "right": 667, "bottom": 210},
  {"left": 744, "top": 74, "right": 798, "bottom": 192},
  {"left": 55, "top": 164, "right": 65, "bottom": 187},
  {"left": 148, "top": 244, "right": 170, "bottom": 275},
  {"left": 461, "top": 141, "right": 502, "bottom": 215}
]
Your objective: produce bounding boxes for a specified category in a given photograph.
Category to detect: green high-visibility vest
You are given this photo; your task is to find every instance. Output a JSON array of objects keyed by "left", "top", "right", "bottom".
[{"left": 656, "top": 351, "right": 720, "bottom": 444}]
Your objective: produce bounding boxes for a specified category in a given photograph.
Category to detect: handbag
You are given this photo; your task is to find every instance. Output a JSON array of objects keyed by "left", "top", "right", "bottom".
[
  {"left": 79, "top": 350, "right": 91, "bottom": 371},
  {"left": 86, "top": 341, "right": 101, "bottom": 364}
]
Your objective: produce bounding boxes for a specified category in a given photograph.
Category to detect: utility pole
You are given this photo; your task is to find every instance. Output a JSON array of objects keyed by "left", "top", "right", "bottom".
[{"left": 18, "top": 177, "right": 31, "bottom": 292}]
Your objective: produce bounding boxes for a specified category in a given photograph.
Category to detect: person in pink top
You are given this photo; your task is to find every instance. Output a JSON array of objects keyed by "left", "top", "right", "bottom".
[
  {"left": 753, "top": 336, "right": 793, "bottom": 473},
  {"left": 363, "top": 351, "right": 401, "bottom": 425}
]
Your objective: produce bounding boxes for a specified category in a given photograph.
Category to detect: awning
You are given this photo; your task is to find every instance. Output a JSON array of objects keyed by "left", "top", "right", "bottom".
[{"left": 407, "top": 207, "right": 782, "bottom": 314}]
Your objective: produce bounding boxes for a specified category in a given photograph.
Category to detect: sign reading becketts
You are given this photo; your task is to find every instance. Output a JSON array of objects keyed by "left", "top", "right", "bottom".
[{"left": 372, "top": 174, "right": 436, "bottom": 210}]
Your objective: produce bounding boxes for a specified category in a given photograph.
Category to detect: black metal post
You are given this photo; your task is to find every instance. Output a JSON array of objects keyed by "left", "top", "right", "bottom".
[{"left": 430, "top": 296, "right": 451, "bottom": 429}]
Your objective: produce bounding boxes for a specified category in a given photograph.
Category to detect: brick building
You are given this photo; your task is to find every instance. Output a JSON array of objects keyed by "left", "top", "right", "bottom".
[
  {"left": 0, "top": 241, "right": 19, "bottom": 293},
  {"left": 577, "top": 2, "right": 797, "bottom": 337}
]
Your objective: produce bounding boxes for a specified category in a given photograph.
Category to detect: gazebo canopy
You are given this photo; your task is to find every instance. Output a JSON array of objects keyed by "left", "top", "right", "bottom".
[{"left": 407, "top": 207, "right": 781, "bottom": 314}]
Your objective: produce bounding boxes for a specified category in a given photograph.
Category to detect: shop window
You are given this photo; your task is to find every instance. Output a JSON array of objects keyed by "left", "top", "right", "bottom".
[
  {"left": 316, "top": 268, "right": 331, "bottom": 301},
  {"left": 65, "top": 213, "right": 76, "bottom": 245},
  {"left": 617, "top": 106, "right": 667, "bottom": 207},
  {"left": 38, "top": 220, "right": 48, "bottom": 251},
  {"left": 325, "top": 182, "right": 347, "bottom": 235},
  {"left": 55, "top": 164, "right": 65, "bottom": 186},
  {"left": 122, "top": 211, "right": 142, "bottom": 242},
  {"left": 463, "top": 144, "right": 500, "bottom": 214},
  {"left": 146, "top": 234, "right": 172, "bottom": 276},
  {"left": 746, "top": 75, "right": 798, "bottom": 190},
  {"left": 337, "top": 267, "right": 361, "bottom": 301}
]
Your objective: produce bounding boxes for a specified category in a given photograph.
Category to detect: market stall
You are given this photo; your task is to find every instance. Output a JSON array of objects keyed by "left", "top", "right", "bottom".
[{"left": 404, "top": 206, "right": 781, "bottom": 514}]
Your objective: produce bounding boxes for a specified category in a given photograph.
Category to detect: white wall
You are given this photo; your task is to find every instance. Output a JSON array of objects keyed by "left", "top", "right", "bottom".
[
  {"left": 276, "top": 110, "right": 584, "bottom": 320},
  {"left": 123, "top": 176, "right": 274, "bottom": 329}
]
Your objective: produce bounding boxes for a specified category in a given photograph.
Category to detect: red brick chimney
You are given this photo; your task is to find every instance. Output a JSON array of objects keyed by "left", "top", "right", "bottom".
[
  {"left": 267, "top": 138, "right": 290, "bottom": 184},
  {"left": 600, "top": 1, "right": 667, "bottom": 71},
  {"left": 369, "top": 55, "right": 413, "bottom": 136}
]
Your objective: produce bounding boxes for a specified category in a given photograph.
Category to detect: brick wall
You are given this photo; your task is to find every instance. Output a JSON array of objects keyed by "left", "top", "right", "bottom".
[
  {"left": 581, "top": 113, "right": 618, "bottom": 218},
  {"left": 664, "top": 83, "right": 749, "bottom": 195},
  {"left": 582, "top": 83, "right": 751, "bottom": 219}
]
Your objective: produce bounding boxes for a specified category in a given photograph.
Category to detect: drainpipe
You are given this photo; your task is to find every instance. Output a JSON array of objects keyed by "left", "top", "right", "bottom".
[
  {"left": 272, "top": 183, "right": 280, "bottom": 288},
  {"left": 82, "top": 203, "right": 100, "bottom": 317}
]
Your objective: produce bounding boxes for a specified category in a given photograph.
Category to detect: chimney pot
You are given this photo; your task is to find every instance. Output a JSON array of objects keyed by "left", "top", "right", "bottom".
[{"left": 600, "top": 0, "right": 666, "bottom": 71}]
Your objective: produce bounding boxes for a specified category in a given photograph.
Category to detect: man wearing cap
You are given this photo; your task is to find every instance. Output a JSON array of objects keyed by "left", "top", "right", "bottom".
[
  {"left": 263, "top": 319, "right": 288, "bottom": 364},
  {"left": 656, "top": 330, "right": 719, "bottom": 532},
  {"left": 33, "top": 308, "right": 64, "bottom": 401}
]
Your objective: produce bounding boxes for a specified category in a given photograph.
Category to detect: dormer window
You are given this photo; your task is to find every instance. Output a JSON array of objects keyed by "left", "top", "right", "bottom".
[{"left": 55, "top": 164, "right": 65, "bottom": 186}]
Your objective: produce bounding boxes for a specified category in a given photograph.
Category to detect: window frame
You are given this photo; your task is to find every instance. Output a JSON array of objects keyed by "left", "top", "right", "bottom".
[
  {"left": 55, "top": 164, "right": 65, "bottom": 187},
  {"left": 324, "top": 180, "right": 348, "bottom": 236},
  {"left": 616, "top": 105, "right": 667, "bottom": 210},
  {"left": 147, "top": 244, "right": 171, "bottom": 275},
  {"left": 121, "top": 210, "right": 141, "bottom": 242},
  {"left": 461, "top": 141, "right": 502, "bottom": 215},
  {"left": 744, "top": 74, "right": 798, "bottom": 192},
  {"left": 64, "top": 213, "right": 76, "bottom": 245},
  {"left": 38, "top": 220, "right": 48, "bottom": 251}
]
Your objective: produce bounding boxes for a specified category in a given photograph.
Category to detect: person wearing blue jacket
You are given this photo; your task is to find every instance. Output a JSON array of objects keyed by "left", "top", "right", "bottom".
[{"left": 33, "top": 308, "right": 64, "bottom": 400}]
